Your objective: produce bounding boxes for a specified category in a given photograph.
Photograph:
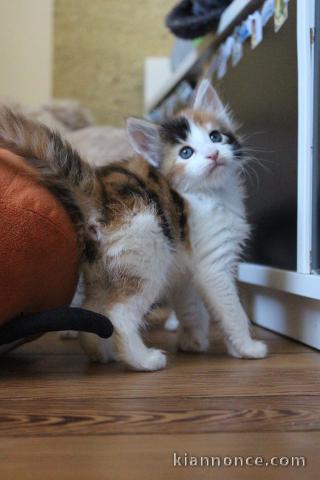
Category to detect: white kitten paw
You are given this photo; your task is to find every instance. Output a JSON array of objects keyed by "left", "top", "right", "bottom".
[
  {"left": 129, "top": 348, "right": 167, "bottom": 371},
  {"left": 178, "top": 329, "right": 209, "bottom": 353},
  {"left": 164, "top": 312, "right": 179, "bottom": 332},
  {"left": 227, "top": 339, "right": 268, "bottom": 359}
]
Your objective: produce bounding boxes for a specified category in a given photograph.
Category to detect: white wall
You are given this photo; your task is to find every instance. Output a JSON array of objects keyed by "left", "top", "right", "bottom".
[{"left": 0, "top": 0, "right": 53, "bottom": 106}]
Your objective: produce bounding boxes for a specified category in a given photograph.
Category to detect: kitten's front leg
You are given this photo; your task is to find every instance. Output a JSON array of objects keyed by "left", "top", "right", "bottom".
[
  {"left": 195, "top": 272, "right": 267, "bottom": 359},
  {"left": 172, "top": 282, "right": 209, "bottom": 353}
]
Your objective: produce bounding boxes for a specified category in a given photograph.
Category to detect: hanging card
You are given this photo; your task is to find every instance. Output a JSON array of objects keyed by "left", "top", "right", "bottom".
[
  {"left": 208, "top": 53, "right": 220, "bottom": 78},
  {"left": 217, "top": 44, "right": 228, "bottom": 79},
  {"left": 274, "top": 0, "right": 289, "bottom": 32},
  {"left": 238, "top": 18, "right": 252, "bottom": 43},
  {"left": 261, "top": 0, "right": 275, "bottom": 26},
  {"left": 232, "top": 39, "right": 243, "bottom": 67},
  {"left": 217, "top": 36, "right": 235, "bottom": 79},
  {"left": 224, "top": 36, "right": 235, "bottom": 58},
  {"left": 250, "top": 11, "right": 263, "bottom": 49}
]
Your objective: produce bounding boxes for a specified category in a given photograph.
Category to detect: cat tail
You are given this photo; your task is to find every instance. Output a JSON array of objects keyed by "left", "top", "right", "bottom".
[{"left": 0, "top": 106, "right": 96, "bottom": 197}]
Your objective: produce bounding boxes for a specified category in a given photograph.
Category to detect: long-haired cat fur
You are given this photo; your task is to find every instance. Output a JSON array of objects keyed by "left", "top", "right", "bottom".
[{"left": 0, "top": 80, "right": 267, "bottom": 370}]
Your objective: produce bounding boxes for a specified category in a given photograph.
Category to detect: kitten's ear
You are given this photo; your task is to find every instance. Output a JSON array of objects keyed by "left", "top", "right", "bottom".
[
  {"left": 126, "top": 117, "right": 161, "bottom": 167},
  {"left": 193, "top": 79, "right": 231, "bottom": 126}
]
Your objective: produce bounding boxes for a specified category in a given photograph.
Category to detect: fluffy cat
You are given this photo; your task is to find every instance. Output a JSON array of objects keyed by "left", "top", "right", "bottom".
[
  {"left": 120, "top": 79, "right": 268, "bottom": 366},
  {"left": 79, "top": 79, "right": 266, "bottom": 367},
  {"left": 0, "top": 80, "right": 267, "bottom": 370}
]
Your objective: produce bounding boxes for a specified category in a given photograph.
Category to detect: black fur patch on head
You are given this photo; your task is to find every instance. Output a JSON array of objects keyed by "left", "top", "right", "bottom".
[
  {"left": 160, "top": 117, "right": 191, "bottom": 145},
  {"left": 225, "top": 132, "right": 242, "bottom": 159}
]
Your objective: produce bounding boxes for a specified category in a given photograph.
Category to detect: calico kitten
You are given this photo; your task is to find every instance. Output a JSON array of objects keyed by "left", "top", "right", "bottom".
[
  {"left": 80, "top": 79, "right": 266, "bottom": 367},
  {"left": 0, "top": 80, "right": 267, "bottom": 370},
  {"left": 121, "top": 79, "right": 268, "bottom": 365},
  {"left": 0, "top": 106, "right": 190, "bottom": 369}
]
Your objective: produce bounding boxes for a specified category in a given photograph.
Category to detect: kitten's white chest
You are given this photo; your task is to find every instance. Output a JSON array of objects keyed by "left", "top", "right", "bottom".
[
  {"left": 185, "top": 190, "right": 244, "bottom": 230},
  {"left": 182, "top": 187, "right": 249, "bottom": 265}
]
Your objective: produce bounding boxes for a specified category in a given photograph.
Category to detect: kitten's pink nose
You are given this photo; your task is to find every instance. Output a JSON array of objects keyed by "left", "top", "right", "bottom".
[{"left": 207, "top": 152, "right": 219, "bottom": 162}]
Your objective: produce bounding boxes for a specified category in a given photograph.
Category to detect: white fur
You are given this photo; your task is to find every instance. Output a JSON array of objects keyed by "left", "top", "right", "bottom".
[
  {"left": 172, "top": 119, "right": 238, "bottom": 193},
  {"left": 193, "top": 78, "right": 234, "bottom": 129},
  {"left": 170, "top": 82, "right": 266, "bottom": 358},
  {"left": 80, "top": 209, "right": 175, "bottom": 371},
  {"left": 182, "top": 178, "right": 267, "bottom": 358},
  {"left": 171, "top": 82, "right": 267, "bottom": 358},
  {"left": 126, "top": 117, "right": 161, "bottom": 167},
  {"left": 164, "top": 311, "right": 179, "bottom": 332},
  {"left": 79, "top": 80, "right": 267, "bottom": 370}
]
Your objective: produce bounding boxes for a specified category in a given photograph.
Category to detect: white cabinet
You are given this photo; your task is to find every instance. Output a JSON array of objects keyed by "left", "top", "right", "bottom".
[
  {"left": 237, "top": 0, "right": 320, "bottom": 349},
  {"left": 146, "top": 0, "right": 320, "bottom": 349}
]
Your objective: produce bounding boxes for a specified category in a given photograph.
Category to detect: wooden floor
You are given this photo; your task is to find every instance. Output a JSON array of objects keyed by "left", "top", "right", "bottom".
[{"left": 0, "top": 325, "right": 319, "bottom": 479}]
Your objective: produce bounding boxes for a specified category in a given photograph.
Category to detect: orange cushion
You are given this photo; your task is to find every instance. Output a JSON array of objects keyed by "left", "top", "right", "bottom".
[{"left": 0, "top": 148, "right": 79, "bottom": 325}]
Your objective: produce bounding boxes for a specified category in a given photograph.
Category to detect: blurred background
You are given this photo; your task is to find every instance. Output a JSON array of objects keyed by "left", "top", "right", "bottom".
[
  {"left": 0, "top": 0, "right": 299, "bottom": 270},
  {"left": 0, "top": 0, "right": 176, "bottom": 125}
]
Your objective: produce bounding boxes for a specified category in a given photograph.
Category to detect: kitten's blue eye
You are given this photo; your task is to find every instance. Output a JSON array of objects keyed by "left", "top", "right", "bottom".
[
  {"left": 209, "top": 130, "right": 222, "bottom": 143},
  {"left": 179, "top": 146, "right": 194, "bottom": 160}
]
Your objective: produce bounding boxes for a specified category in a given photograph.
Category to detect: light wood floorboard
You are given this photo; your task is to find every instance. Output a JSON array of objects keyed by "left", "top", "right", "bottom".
[{"left": 0, "top": 326, "right": 318, "bottom": 478}]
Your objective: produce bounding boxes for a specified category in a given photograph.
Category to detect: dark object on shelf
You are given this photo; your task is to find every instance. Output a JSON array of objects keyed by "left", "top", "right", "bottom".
[
  {"left": 0, "top": 307, "right": 113, "bottom": 347},
  {"left": 166, "top": 0, "right": 232, "bottom": 40}
]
